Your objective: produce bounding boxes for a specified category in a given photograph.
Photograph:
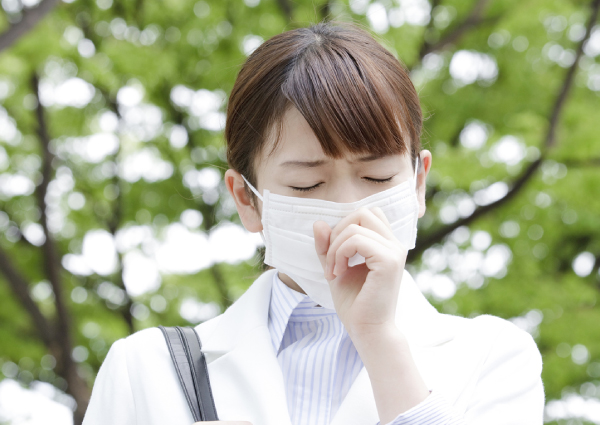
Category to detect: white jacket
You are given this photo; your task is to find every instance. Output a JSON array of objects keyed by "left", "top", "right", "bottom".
[{"left": 82, "top": 268, "right": 545, "bottom": 425}]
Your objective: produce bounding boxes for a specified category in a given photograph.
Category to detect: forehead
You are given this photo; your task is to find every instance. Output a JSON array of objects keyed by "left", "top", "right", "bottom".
[
  {"left": 258, "top": 106, "right": 384, "bottom": 167},
  {"left": 271, "top": 107, "right": 323, "bottom": 160}
]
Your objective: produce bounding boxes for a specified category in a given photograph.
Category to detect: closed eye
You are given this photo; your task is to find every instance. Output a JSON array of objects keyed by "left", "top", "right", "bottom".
[
  {"left": 291, "top": 176, "right": 395, "bottom": 192},
  {"left": 290, "top": 183, "right": 322, "bottom": 192},
  {"left": 365, "top": 176, "right": 394, "bottom": 184}
]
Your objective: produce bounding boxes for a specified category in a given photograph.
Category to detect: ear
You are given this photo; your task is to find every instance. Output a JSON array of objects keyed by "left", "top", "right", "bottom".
[
  {"left": 416, "top": 150, "right": 432, "bottom": 219},
  {"left": 224, "top": 169, "right": 263, "bottom": 232}
]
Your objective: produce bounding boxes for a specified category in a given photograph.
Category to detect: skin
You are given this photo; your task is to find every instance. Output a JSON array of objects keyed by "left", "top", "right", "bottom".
[{"left": 224, "top": 106, "right": 433, "bottom": 424}]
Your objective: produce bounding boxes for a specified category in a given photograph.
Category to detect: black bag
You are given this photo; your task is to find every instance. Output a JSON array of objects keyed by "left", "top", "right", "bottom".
[{"left": 158, "top": 325, "right": 219, "bottom": 422}]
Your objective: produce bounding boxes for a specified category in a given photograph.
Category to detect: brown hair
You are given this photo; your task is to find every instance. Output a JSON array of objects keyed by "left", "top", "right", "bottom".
[{"left": 225, "top": 20, "right": 423, "bottom": 208}]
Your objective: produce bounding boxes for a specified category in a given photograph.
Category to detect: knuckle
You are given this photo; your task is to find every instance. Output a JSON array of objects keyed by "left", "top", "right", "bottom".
[{"left": 348, "top": 223, "right": 361, "bottom": 233}]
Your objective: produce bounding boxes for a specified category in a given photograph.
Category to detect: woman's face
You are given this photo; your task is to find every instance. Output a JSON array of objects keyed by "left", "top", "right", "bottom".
[{"left": 225, "top": 106, "right": 432, "bottom": 234}]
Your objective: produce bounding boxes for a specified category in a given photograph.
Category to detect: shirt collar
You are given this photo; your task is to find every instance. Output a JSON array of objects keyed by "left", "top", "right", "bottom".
[
  {"left": 267, "top": 271, "right": 338, "bottom": 355},
  {"left": 201, "top": 268, "right": 455, "bottom": 366}
]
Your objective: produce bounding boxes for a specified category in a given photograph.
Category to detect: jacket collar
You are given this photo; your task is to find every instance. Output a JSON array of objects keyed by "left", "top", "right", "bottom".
[{"left": 201, "top": 267, "right": 454, "bottom": 356}]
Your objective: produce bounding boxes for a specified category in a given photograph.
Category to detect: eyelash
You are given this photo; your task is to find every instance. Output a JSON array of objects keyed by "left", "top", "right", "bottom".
[{"left": 291, "top": 176, "right": 394, "bottom": 192}]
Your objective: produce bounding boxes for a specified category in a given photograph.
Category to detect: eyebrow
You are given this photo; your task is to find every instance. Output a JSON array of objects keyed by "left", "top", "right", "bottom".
[{"left": 279, "top": 153, "right": 389, "bottom": 168}]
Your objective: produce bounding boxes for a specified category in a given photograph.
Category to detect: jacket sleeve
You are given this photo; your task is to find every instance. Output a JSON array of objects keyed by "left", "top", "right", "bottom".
[
  {"left": 376, "top": 318, "right": 545, "bottom": 425},
  {"left": 82, "top": 338, "right": 137, "bottom": 425},
  {"left": 462, "top": 319, "right": 545, "bottom": 424}
]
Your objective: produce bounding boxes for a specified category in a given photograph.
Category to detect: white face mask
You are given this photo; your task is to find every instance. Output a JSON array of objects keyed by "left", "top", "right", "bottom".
[{"left": 241, "top": 156, "right": 420, "bottom": 310}]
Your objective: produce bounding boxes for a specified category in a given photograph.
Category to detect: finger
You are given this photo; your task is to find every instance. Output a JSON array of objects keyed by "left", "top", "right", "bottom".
[
  {"left": 313, "top": 220, "right": 332, "bottom": 274},
  {"left": 332, "top": 234, "right": 395, "bottom": 277},
  {"left": 370, "top": 206, "right": 391, "bottom": 229},
  {"left": 330, "top": 207, "right": 394, "bottom": 247},
  {"left": 326, "top": 223, "right": 394, "bottom": 279}
]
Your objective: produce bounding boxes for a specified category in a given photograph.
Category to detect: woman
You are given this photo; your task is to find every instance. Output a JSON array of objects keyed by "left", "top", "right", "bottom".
[{"left": 82, "top": 21, "right": 544, "bottom": 425}]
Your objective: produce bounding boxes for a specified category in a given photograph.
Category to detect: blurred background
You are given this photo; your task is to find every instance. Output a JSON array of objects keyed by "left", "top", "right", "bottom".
[{"left": 0, "top": 0, "right": 599, "bottom": 423}]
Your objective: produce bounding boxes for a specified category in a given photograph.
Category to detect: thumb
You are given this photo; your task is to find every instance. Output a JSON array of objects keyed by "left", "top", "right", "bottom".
[{"left": 313, "top": 220, "right": 332, "bottom": 274}]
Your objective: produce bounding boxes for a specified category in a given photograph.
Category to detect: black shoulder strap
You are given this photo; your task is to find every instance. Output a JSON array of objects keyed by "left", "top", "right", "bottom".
[{"left": 158, "top": 325, "right": 219, "bottom": 422}]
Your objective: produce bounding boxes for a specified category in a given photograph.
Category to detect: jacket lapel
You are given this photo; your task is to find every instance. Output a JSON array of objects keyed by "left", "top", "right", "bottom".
[
  {"left": 196, "top": 268, "right": 457, "bottom": 425},
  {"left": 197, "top": 269, "right": 292, "bottom": 425}
]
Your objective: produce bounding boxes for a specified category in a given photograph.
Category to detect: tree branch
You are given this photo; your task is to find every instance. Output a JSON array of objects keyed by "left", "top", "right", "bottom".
[
  {"left": 546, "top": 0, "right": 600, "bottom": 149},
  {"left": 410, "top": 0, "right": 600, "bottom": 261},
  {"left": 276, "top": 0, "right": 293, "bottom": 22},
  {"left": 106, "top": 180, "right": 135, "bottom": 335},
  {"left": 0, "top": 245, "right": 55, "bottom": 346},
  {"left": 209, "top": 263, "right": 235, "bottom": 310},
  {"left": 158, "top": 79, "right": 237, "bottom": 311},
  {"left": 409, "top": 158, "right": 542, "bottom": 261},
  {"left": 133, "top": 0, "right": 145, "bottom": 28},
  {"left": 562, "top": 158, "right": 600, "bottom": 167},
  {"left": 417, "top": 0, "right": 493, "bottom": 61},
  {"left": 31, "top": 73, "right": 90, "bottom": 425},
  {"left": 0, "top": 0, "right": 61, "bottom": 52},
  {"left": 31, "top": 73, "right": 72, "bottom": 349},
  {"left": 98, "top": 87, "right": 135, "bottom": 335},
  {"left": 415, "top": 0, "right": 441, "bottom": 61},
  {"left": 319, "top": 0, "right": 332, "bottom": 21}
]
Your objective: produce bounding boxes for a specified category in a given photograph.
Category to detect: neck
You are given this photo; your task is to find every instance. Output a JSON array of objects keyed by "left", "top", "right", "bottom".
[
  {"left": 277, "top": 271, "right": 306, "bottom": 294},
  {"left": 277, "top": 271, "right": 322, "bottom": 307}
]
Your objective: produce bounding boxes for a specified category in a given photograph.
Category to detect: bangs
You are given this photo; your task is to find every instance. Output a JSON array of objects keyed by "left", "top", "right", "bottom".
[
  {"left": 225, "top": 21, "right": 423, "bottom": 200},
  {"left": 268, "top": 29, "right": 418, "bottom": 160}
]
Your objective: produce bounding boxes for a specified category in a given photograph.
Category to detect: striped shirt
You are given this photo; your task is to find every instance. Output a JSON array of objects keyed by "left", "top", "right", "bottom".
[{"left": 267, "top": 271, "right": 466, "bottom": 425}]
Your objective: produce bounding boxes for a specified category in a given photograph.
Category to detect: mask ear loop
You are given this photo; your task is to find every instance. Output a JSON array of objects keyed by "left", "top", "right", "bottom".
[
  {"left": 413, "top": 155, "right": 420, "bottom": 191},
  {"left": 409, "top": 154, "right": 421, "bottom": 249},
  {"left": 241, "top": 174, "right": 267, "bottom": 246},
  {"left": 241, "top": 174, "right": 264, "bottom": 202}
]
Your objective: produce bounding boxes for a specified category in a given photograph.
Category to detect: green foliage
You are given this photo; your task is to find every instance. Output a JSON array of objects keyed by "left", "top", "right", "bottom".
[{"left": 1, "top": 0, "right": 599, "bottom": 422}]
